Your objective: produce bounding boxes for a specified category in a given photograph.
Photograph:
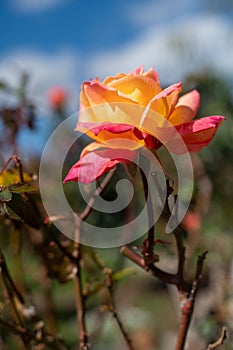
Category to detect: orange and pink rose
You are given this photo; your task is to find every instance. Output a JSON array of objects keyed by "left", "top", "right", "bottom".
[{"left": 64, "top": 66, "right": 225, "bottom": 184}]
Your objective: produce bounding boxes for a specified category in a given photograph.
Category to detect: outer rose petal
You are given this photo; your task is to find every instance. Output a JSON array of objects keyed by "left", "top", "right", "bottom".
[
  {"left": 64, "top": 148, "right": 136, "bottom": 184},
  {"left": 176, "top": 115, "right": 225, "bottom": 152},
  {"left": 169, "top": 90, "right": 200, "bottom": 125}
]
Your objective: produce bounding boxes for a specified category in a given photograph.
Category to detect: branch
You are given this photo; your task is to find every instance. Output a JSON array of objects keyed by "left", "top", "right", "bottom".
[
  {"left": 207, "top": 327, "right": 227, "bottom": 350},
  {"left": 0, "top": 249, "right": 28, "bottom": 349},
  {"left": 0, "top": 250, "right": 69, "bottom": 350},
  {"left": 175, "top": 251, "right": 207, "bottom": 350},
  {"left": 0, "top": 316, "right": 69, "bottom": 349},
  {"left": 74, "top": 246, "right": 90, "bottom": 350},
  {"left": 71, "top": 169, "right": 115, "bottom": 349},
  {"left": 140, "top": 167, "right": 155, "bottom": 261},
  {"left": 0, "top": 249, "right": 24, "bottom": 304},
  {"left": 88, "top": 248, "right": 135, "bottom": 350},
  {"left": 79, "top": 168, "right": 116, "bottom": 222},
  {"left": 0, "top": 317, "right": 26, "bottom": 336},
  {"left": 105, "top": 269, "right": 136, "bottom": 350},
  {"left": 120, "top": 246, "right": 190, "bottom": 291},
  {"left": 121, "top": 225, "right": 207, "bottom": 350}
]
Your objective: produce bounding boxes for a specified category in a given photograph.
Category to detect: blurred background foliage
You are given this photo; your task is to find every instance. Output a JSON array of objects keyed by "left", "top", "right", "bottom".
[{"left": 0, "top": 66, "right": 232, "bottom": 350}]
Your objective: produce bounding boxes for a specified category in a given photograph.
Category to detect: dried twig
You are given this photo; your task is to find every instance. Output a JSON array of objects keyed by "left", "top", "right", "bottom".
[{"left": 207, "top": 327, "right": 227, "bottom": 350}]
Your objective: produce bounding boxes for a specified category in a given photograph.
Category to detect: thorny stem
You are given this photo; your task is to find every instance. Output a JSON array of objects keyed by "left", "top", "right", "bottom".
[
  {"left": 79, "top": 168, "right": 116, "bottom": 222},
  {"left": 140, "top": 166, "right": 155, "bottom": 262},
  {"left": 48, "top": 169, "right": 116, "bottom": 261},
  {"left": 105, "top": 269, "right": 136, "bottom": 350},
  {"left": 121, "top": 172, "right": 207, "bottom": 350},
  {"left": 71, "top": 169, "right": 116, "bottom": 350},
  {"left": 74, "top": 245, "right": 89, "bottom": 350},
  {"left": 120, "top": 246, "right": 190, "bottom": 291},
  {"left": 175, "top": 251, "right": 208, "bottom": 350},
  {"left": 121, "top": 246, "right": 207, "bottom": 350},
  {"left": 88, "top": 248, "right": 135, "bottom": 350},
  {"left": 36, "top": 168, "right": 116, "bottom": 349}
]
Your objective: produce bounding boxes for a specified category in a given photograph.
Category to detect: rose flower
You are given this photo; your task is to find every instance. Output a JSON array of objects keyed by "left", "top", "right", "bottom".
[{"left": 64, "top": 66, "right": 225, "bottom": 184}]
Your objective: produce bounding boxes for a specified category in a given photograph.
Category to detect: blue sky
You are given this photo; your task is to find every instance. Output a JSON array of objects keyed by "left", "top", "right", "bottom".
[{"left": 0, "top": 0, "right": 233, "bottom": 153}]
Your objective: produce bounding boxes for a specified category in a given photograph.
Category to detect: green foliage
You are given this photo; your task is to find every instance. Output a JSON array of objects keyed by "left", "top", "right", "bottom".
[
  {"left": 3, "top": 192, "right": 41, "bottom": 229},
  {"left": 0, "top": 187, "right": 12, "bottom": 201}
]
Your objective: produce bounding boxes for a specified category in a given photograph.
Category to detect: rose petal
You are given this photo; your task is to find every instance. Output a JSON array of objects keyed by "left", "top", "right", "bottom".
[
  {"left": 102, "top": 73, "right": 126, "bottom": 85},
  {"left": 76, "top": 122, "right": 145, "bottom": 149},
  {"left": 131, "top": 66, "right": 160, "bottom": 83},
  {"left": 80, "top": 80, "right": 137, "bottom": 111},
  {"left": 139, "top": 82, "right": 182, "bottom": 128},
  {"left": 169, "top": 90, "right": 200, "bottom": 125},
  {"left": 143, "top": 67, "right": 160, "bottom": 83},
  {"left": 108, "top": 73, "right": 162, "bottom": 106},
  {"left": 148, "top": 82, "right": 182, "bottom": 116},
  {"left": 131, "top": 65, "right": 144, "bottom": 75},
  {"left": 64, "top": 148, "right": 136, "bottom": 184},
  {"left": 176, "top": 115, "right": 225, "bottom": 152},
  {"left": 77, "top": 122, "right": 134, "bottom": 136},
  {"left": 80, "top": 142, "right": 106, "bottom": 158}
]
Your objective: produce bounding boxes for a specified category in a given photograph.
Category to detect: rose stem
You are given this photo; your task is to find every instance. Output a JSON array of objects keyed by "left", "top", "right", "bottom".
[{"left": 72, "top": 169, "right": 116, "bottom": 349}]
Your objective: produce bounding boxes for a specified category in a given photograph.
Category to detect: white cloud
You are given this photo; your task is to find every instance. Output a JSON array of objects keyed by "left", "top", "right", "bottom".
[
  {"left": 87, "top": 15, "right": 233, "bottom": 84},
  {"left": 9, "top": 0, "right": 71, "bottom": 13},
  {"left": 0, "top": 49, "right": 80, "bottom": 114},
  {"left": 125, "top": 0, "right": 194, "bottom": 27}
]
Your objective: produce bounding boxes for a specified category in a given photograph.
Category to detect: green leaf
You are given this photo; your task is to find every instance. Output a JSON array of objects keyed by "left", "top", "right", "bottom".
[
  {"left": 3, "top": 193, "right": 41, "bottom": 229},
  {"left": 9, "top": 183, "right": 37, "bottom": 193},
  {"left": 4, "top": 203, "right": 23, "bottom": 221},
  {"left": 0, "top": 188, "right": 12, "bottom": 202},
  {"left": 0, "top": 168, "right": 33, "bottom": 186}
]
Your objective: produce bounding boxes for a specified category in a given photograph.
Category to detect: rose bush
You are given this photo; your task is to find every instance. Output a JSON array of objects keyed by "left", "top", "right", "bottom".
[{"left": 64, "top": 66, "right": 224, "bottom": 184}]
